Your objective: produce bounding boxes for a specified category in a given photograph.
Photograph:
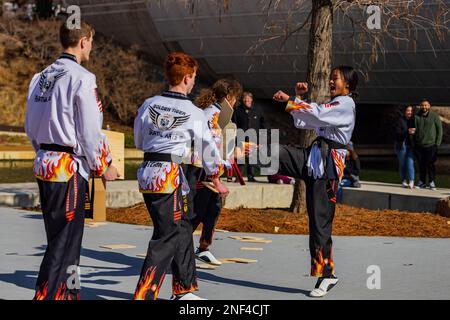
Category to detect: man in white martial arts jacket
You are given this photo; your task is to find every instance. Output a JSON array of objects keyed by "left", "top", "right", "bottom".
[{"left": 25, "top": 20, "right": 119, "bottom": 300}]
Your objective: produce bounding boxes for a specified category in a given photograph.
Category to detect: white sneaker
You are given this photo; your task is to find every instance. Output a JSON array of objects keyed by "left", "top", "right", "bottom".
[
  {"left": 408, "top": 181, "right": 414, "bottom": 189},
  {"left": 309, "top": 276, "right": 339, "bottom": 298},
  {"left": 170, "top": 292, "right": 207, "bottom": 300},
  {"left": 195, "top": 249, "right": 222, "bottom": 266},
  {"left": 429, "top": 181, "right": 437, "bottom": 191},
  {"left": 402, "top": 180, "right": 408, "bottom": 188}
]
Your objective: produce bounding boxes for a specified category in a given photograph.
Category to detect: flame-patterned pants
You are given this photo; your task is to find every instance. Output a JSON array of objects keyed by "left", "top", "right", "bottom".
[
  {"left": 34, "top": 173, "right": 87, "bottom": 300},
  {"left": 278, "top": 145, "right": 339, "bottom": 278},
  {"left": 134, "top": 186, "right": 198, "bottom": 300}
]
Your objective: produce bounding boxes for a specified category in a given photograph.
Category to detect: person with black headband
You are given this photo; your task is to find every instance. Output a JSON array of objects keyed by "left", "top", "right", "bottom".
[
  {"left": 273, "top": 66, "right": 358, "bottom": 297},
  {"left": 25, "top": 20, "right": 120, "bottom": 300}
]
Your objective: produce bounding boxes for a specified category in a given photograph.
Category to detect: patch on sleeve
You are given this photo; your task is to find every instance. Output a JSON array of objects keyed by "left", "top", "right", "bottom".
[{"left": 324, "top": 101, "right": 340, "bottom": 108}]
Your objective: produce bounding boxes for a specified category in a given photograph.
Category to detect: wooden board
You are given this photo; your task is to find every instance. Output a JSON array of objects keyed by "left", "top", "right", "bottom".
[
  {"left": 89, "top": 177, "right": 106, "bottom": 222},
  {"left": 218, "top": 98, "right": 234, "bottom": 129},
  {"left": 196, "top": 263, "right": 217, "bottom": 270},
  {"left": 193, "top": 230, "right": 202, "bottom": 236},
  {"left": 241, "top": 236, "right": 266, "bottom": 241},
  {"left": 240, "top": 247, "right": 264, "bottom": 251},
  {"left": 99, "top": 244, "right": 136, "bottom": 250},
  {"left": 85, "top": 222, "right": 108, "bottom": 228},
  {"left": 218, "top": 259, "right": 236, "bottom": 264},
  {"left": 202, "top": 181, "right": 219, "bottom": 193},
  {"left": 240, "top": 239, "right": 273, "bottom": 244},
  {"left": 222, "top": 258, "right": 258, "bottom": 264},
  {"left": 103, "top": 130, "right": 125, "bottom": 179},
  {"left": 215, "top": 229, "right": 230, "bottom": 233},
  {"left": 228, "top": 236, "right": 244, "bottom": 240},
  {"left": 228, "top": 236, "right": 266, "bottom": 241},
  {"left": 222, "top": 122, "right": 237, "bottom": 160}
]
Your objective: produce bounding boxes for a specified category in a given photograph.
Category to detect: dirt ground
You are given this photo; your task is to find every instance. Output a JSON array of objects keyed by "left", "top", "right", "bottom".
[{"left": 107, "top": 204, "right": 450, "bottom": 238}]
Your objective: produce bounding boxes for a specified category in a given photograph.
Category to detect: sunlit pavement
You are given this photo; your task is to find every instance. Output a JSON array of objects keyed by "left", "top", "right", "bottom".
[{"left": 0, "top": 206, "right": 449, "bottom": 300}]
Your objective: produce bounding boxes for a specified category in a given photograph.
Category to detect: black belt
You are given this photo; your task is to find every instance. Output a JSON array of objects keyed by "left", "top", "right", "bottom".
[
  {"left": 40, "top": 144, "right": 74, "bottom": 154},
  {"left": 312, "top": 137, "right": 347, "bottom": 180},
  {"left": 144, "top": 152, "right": 183, "bottom": 164},
  {"left": 314, "top": 137, "right": 347, "bottom": 150}
]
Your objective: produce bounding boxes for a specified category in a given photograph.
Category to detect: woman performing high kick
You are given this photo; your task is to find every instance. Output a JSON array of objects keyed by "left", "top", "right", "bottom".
[{"left": 273, "top": 66, "right": 358, "bottom": 297}]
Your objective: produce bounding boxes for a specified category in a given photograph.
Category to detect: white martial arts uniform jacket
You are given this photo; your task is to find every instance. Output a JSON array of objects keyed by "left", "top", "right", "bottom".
[
  {"left": 134, "top": 91, "right": 223, "bottom": 194},
  {"left": 191, "top": 102, "right": 228, "bottom": 168},
  {"left": 286, "top": 94, "right": 356, "bottom": 180},
  {"left": 25, "top": 53, "right": 112, "bottom": 183}
]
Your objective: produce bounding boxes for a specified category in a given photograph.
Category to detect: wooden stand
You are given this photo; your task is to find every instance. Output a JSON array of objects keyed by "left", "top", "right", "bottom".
[
  {"left": 88, "top": 130, "right": 124, "bottom": 222},
  {"left": 88, "top": 177, "right": 107, "bottom": 222}
]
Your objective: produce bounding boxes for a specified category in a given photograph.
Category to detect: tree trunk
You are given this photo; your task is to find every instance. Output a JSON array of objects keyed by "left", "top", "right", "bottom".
[{"left": 290, "top": 0, "right": 334, "bottom": 214}]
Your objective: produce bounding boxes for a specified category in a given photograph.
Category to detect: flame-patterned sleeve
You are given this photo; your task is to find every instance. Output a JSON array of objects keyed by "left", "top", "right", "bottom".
[
  {"left": 286, "top": 95, "right": 355, "bottom": 129},
  {"left": 74, "top": 77, "right": 112, "bottom": 176}
]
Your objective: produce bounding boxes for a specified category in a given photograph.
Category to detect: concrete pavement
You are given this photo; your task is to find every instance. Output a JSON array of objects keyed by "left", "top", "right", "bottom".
[{"left": 0, "top": 206, "right": 449, "bottom": 300}]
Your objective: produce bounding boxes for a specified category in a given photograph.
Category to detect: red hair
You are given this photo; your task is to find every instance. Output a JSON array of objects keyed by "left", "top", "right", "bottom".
[{"left": 164, "top": 52, "right": 198, "bottom": 86}]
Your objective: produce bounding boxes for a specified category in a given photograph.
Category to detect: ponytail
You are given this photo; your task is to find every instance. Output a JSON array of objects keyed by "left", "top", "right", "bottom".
[
  {"left": 195, "top": 88, "right": 217, "bottom": 109},
  {"left": 195, "top": 79, "right": 243, "bottom": 109}
]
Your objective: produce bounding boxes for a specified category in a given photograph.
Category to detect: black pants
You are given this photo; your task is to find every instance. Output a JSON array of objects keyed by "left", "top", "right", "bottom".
[
  {"left": 415, "top": 145, "right": 437, "bottom": 184},
  {"left": 192, "top": 188, "right": 222, "bottom": 251},
  {"left": 184, "top": 165, "right": 222, "bottom": 251},
  {"left": 278, "top": 145, "right": 338, "bottom": 278},
  {"left": 134, "top": 186, "right": 197, "bottom": 300},
  {"left": 238, "top": 163, "right": 256, "bottom": 179},
  {"left": 34, "top": 173, "right": 87, "bottom": 300},
  {"left": 182, "top": 164, "right": 201, "bottom": 221}
]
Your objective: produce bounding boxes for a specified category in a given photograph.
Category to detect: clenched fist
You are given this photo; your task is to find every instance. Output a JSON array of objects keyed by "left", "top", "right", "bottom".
[
  {"left": 103, "top": 164, "right": 121, "bottom": 181},
  {"left": 273, "top": 90, "right": 290, "bottom": 102},
  {"left": 295, "top": 82, "right": 309, "bottom": 96}
]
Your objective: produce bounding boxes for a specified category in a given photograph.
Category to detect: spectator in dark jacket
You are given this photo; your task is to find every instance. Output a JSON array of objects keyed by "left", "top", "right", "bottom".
[
  {"left": 394, "top": 105, "right": 416, "bottom": 189},
  {"left": 233, "top": 91, "right": 265, "bottom": 182},
  {"left": 412, "top": 99, "right": 443, "bottom": 190}
]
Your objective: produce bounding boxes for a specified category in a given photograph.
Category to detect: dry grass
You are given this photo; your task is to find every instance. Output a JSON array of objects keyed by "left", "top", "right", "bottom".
[
  {"left": 0, "top": 17, "right": 164, "bottom": 127},
  {"left": 107, "top": 204, "right": 450, "bottom": 238}
]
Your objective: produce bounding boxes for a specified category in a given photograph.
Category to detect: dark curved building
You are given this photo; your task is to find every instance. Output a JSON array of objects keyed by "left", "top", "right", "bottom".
[{"left": 67, "top": 0, "right": 450, "bottom": 105}]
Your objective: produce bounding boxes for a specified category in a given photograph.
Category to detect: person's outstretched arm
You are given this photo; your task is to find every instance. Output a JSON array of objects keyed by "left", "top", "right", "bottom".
[{"left": 273, "top": 86, "right": 354, "bottom": 129}]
